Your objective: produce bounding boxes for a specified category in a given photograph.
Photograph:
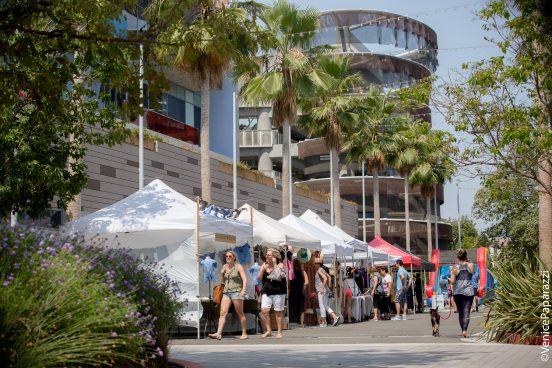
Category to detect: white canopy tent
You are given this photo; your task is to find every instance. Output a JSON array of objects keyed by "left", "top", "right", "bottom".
[
  {"left": 63, "top": 179, "right": 253, "bottom": 338},
  {"left": 279, "top": 214, "right": 349, "bottom": 257},
  {"left": 300, "top": 210, "right": 367, "bottom": 253},
  {"left": 236, "top": 204, "right": 321, "bottom": 251}
]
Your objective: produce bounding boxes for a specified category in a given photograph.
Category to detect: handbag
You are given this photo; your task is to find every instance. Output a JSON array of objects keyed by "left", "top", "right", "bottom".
[{"left": 213, "top": 283, "right": 225, "bottom": 305}]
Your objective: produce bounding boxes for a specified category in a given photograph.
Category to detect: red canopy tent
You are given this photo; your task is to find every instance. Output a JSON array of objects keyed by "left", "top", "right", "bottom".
[{"left": 368, "top": 236, "right": 422, "bottom": 267}]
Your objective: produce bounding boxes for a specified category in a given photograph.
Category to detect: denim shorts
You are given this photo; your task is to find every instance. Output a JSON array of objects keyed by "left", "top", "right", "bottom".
[{"left": 223, "top": 291, "right": 244, "bottom": 300}]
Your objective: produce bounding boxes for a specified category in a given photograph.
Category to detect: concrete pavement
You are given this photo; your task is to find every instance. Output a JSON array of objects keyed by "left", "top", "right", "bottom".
[{"left": 170, "top": 308, "right": 546, "bottom": 367}]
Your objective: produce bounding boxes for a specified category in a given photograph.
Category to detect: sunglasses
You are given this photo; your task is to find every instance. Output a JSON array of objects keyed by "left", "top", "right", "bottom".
[{"left": 225, "top": 255, "right": 233, "bottom": 258}]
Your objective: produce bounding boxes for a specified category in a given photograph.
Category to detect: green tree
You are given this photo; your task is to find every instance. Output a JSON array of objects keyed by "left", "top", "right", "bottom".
[
  {"left": 0, "top": 1, "right": 165, "bottom": 218},
  {"left": 409, "top": 127, "right": 457, "bottom": 259},
  {"left": 154, "top": 0, "right": 265, "bottom": 204},
  {"left": 473, "top": 170, "right": 539, "bottom": 261},
  {"left": 387, "top": 120, "right": 428, "bottom": 252},
  {"left": 447, "top": 215, "right": 484, "bottom": 250},
  {"left": 238, "top": 0, "right": 319, "bottom": 216},
  {"left": 344, "top": 86, "right": 408, "bottom": 238},
  {"left": 435, "top": 0, "right": 552, "bottom": 267},
  {"left": 299, "top": 54, "right": 364, "bottom": 227}
]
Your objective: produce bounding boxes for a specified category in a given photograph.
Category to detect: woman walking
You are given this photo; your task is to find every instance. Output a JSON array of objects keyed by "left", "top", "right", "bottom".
[
  {"left": 257, "top": 248, "right": 287, "bottom": 338},
  {"left": 208, "top": 250, "right": 248, "bottom": 340},
  {"left": 449, "top": 249, "right": 475, "bottom": 338}
]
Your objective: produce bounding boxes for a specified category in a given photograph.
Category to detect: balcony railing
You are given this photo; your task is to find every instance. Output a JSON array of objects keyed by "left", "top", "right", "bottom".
[
  {"left": 239, "top": 130, "right": 282, "bottom": 147},
  {"left": 142, "top": 110, "right": 199, "bottom": 145}
]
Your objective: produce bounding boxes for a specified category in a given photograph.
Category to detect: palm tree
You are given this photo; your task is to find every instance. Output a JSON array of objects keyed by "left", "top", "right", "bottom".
[
  {"left": 154, "top": 0, "right": 263, "bottom": 203},
  {"left": 345, "top": 86, "right": 409, "bottom": 239},
  {"left": 388, "top": 120, "right": 427, "bottom": 252},
  {"left": 409, "top": 128, "right": 457, "bottom": 259},
  {"left": 299, "top": 55, "right": 364, "bottom": 227},
  {"left": 238, "top": 0, "right": 319, "bottom": 216}
]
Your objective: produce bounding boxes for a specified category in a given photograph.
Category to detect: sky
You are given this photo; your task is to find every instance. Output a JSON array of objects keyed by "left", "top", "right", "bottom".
[{"left": 288, "top": 0, "right": 502, "bottom": 227}]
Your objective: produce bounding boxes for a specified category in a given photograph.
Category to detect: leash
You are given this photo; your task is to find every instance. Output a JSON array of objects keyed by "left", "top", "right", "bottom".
[{"left": 438, "top": 308, "right": 453, "bottom": 320}]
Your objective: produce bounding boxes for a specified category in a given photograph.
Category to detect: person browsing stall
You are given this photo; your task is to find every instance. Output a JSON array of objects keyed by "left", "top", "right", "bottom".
[
  {"left": 314, "top": 258, "right": 341, "bottom": 327},
  {"left": 208, "top": 251, "right": 248, "bottom": 340},
  {"left": 257, "top": 248, "right": 287, "bottom": 338}
]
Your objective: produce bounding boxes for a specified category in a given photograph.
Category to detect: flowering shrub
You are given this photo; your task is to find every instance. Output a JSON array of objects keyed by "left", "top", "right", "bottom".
[{"left": 0, "top": 223, "right": 183, "bottom": 367}]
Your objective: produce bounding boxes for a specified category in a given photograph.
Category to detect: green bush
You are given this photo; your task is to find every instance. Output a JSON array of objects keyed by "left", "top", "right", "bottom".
[
  {"left": 0, "top": 223, "right": 182, "bottom": 367},
  {"left": 484, "top": 257, "right": 549, "bottom": 344}
]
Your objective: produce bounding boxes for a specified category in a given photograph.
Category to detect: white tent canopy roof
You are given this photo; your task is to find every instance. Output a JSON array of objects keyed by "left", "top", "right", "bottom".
[
  {"left": 300, "top": 210, "right": 369, "bottom": 253},
  {"left": 279, "top": 214, "right": 349, "bottom": 256},
  {"left": 63, "top": 179, "right": 252, "bottom": 250},
  {"left": 236, "top": 204, "right": 321, "bottom": 251}
]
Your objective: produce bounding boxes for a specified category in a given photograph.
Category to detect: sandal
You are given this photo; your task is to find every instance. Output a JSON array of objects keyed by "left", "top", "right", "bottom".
[
  {"left": 239, "top": 335, "right": 248, "bottom": 340},
  {"left": 208, "top": 333, "right": 222, "bottom": 340},
  {"left": 261, "top": 332, "right": 272, "bottom": 338}
]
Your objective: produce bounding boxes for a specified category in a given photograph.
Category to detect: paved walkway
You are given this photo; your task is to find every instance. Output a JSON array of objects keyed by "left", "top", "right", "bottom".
[{"left": 170, "top": 308, "right": 546, "bottom": 367}]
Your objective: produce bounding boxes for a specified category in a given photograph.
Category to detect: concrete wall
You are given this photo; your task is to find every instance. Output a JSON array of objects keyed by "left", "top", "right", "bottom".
[{"left": 81, "top": 134, "right": 358, "bottom": 237}]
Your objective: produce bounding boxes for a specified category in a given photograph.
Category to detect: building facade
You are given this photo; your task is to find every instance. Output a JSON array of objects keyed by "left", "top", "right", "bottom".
[{"left": 238, "top": 10, "right": 453, "bottom": 259}]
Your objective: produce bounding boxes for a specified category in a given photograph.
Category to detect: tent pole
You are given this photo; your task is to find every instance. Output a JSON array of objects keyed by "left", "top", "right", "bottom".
[
  {"left": 411, "top": 264, "right": 415, "bottom": 316},
  {"left": 196, "top": 197, "right": 201, "bottom": 340}
]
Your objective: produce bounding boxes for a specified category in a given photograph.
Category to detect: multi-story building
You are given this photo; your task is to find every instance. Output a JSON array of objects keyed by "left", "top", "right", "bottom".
[{"left": 239, "top": 9, "right": 453, "bottom": 259}]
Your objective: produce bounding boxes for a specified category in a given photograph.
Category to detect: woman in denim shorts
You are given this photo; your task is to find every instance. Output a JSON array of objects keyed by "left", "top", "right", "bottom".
[
  {"left": 257, "top": 248, "right": 287, "bottom": 338},
  {"left": 209, "top": 250, "right": 248, "bottom": 340}
]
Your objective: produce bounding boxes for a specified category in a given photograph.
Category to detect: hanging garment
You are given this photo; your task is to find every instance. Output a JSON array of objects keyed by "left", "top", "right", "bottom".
[
  {"left": 234, "top": 242, "right": 252, "bottom": 264},
  {"left": 200, "top": 256, "right": 218, "bottom": 283}
]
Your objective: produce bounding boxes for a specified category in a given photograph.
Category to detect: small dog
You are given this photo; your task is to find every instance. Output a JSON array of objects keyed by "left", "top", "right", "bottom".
[{"left": 430, "top": 307, "right": 440, "bottom": 337}]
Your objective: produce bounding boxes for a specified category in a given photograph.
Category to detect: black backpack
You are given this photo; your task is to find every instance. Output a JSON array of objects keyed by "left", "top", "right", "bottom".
[{"left": 376, "top": 273, "right": 384, "bottom": 294}]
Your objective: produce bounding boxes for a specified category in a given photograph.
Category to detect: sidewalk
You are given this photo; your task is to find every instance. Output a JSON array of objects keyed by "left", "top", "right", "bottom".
[{"left": 170, "top": 308, "right": 545, "bottom": 367}]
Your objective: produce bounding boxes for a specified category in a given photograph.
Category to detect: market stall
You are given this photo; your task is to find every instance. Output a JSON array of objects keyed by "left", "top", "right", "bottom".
[{"left": 63, "top": 179, "right": 253, "bottom": 338}]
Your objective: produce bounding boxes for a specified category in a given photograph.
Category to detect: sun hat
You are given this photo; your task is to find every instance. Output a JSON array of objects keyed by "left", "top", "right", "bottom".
[{"left": 297, "top": 248, "right": 312, "bottom": 264}]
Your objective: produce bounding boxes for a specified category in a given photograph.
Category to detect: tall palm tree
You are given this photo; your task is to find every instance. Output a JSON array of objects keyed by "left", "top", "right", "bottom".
[
  {"left": 299, "top": 55, "right": 364, "bottom": 227},
  {"left": 238, "top": 0, "right": 319, "bottom": 216},
  {"left": 409, "top": 128, "right": 457, "bottom": 259},
  {"left": 388, "top": 120, "right": 427, "bottom": 252},
  {"left": 154, "top": 0, "right": 263, "bottom": 203},
  {"left": 345, "top": 86, "right": 409, "bottom": 239}
]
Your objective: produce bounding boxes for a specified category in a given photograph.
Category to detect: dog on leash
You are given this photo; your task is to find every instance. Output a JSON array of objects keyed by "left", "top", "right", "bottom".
[{"left": 430, "top": 307, "right": 440, "bottom": 337}]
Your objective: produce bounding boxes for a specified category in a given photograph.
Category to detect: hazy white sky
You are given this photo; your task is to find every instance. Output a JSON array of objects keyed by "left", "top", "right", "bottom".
[{"left": 285, "top": 0, "right": 501, "bottom": 225}]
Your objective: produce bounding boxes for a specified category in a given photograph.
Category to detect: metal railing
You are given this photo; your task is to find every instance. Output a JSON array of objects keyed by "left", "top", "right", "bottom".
[{"left": 239, "top": 130, "right": 282, "bottom": 147}]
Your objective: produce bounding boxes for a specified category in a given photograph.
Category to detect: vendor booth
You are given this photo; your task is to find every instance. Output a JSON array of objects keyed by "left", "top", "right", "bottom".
[{"left": 63, "top": 179, "right": 253, "bottom": 338}]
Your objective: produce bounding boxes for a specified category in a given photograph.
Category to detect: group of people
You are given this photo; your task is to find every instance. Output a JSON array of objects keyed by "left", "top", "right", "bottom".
[{"left": 207, "top": 246, "right": 480, "bottom": 340}]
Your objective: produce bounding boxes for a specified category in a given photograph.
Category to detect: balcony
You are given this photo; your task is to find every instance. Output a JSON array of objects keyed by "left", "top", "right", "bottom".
[
  {"left": 142, "top": 110, "right": 199, "bottom": 145},
  {"left": 239, "top": 130, "right": 282, "bottom": 147}
]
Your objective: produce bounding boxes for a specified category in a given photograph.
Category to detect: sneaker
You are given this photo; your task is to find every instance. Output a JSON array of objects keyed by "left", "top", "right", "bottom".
[
  {"left": 332, "top": 315, "right": 341, "bottom": 326},
  {"left": 391, "top": 316, "right": 402, "bottom": 321},
  {"left": 319, "top": 323, "right": 327, "bottom": 328},
  {"left": 402, "top": 315, "right": 407, "bottom": 320}
]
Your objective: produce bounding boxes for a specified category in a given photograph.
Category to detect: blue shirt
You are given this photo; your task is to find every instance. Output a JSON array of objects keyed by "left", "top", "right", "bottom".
[
  {"left": 395, "top": 267, "right": 409, "bottom": 292},
  {"left": 234, "top": 243, "right": 251, "bottom": 264},
  {"left": 249, "top": 263, "right": 261, "bottom": 285},
  {"left": 200, "top": 257, "right": 217, "bottom": 283}
]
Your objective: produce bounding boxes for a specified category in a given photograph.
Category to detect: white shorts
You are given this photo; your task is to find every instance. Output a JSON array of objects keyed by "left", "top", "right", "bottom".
[{"left": 261, "top": 294, "right": 286, "bottom": 311}]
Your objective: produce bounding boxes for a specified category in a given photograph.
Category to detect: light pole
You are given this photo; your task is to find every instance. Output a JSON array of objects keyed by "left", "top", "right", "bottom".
[
  {"left": 232, "top": 91, "right": 238, "bottom": 209},
  {"left": 456, "top": 182, "right": 462, "bottom": 248},
  {"left": 362, "top": 162, "right": 366, "bottom": 242}
]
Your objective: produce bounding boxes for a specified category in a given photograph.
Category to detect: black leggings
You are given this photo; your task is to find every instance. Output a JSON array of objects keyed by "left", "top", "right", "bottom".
[{"left": 453, "top": 294, "right": 474, "bottom": 332}]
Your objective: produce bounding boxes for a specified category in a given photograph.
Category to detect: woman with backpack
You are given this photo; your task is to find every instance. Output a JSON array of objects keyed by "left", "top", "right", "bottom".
[{"left": 370, "top": 266, "right": 385, "bottom": 321}]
